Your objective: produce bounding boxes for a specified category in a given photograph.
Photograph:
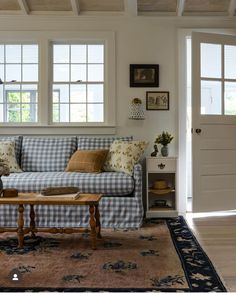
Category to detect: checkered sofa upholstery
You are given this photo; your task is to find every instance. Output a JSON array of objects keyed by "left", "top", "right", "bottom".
[{"left": 0, "top": 136, "right": 144, "bottom": 228}]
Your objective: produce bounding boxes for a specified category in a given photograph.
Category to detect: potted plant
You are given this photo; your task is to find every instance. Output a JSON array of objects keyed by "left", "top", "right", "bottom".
[{"left": 155, "top": 131, "right": 174, "bottom": 157}]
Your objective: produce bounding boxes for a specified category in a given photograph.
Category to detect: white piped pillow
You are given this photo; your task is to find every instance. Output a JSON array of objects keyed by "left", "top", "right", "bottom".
[
  {"left": 0, "top": 141, "right": 22, "bottom": 173},
  {"left": 104, "top": 140, "right": 148, "bottom": 175}
]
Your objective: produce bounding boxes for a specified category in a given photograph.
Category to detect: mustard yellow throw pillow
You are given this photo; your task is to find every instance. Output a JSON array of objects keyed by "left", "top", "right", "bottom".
[
  {"left": 103, "top": 140, "right": 148, "bottom": 175},
  {"left": 0, "top": 141, "right": 22, "bottom": 173},
  {"left": 65, "top": 149, "right": 109, "bottom": 173}
]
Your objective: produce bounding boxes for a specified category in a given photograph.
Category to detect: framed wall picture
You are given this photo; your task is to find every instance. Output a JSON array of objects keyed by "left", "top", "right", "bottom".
[
  {"left": 146, "top": 91, "right": 169, "bottom": 110},
  {"left": 130, "top": 64, "right": 159, "bottom": 87}
]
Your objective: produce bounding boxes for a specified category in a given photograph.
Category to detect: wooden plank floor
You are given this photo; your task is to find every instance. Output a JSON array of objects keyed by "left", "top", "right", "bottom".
[{"left": 186, "top": 213, "right": 236, "bottom": 292}]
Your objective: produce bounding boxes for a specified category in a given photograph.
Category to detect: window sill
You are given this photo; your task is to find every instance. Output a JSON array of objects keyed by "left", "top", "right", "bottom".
[{"left": 0, "top": 124, "right": 116, "bottom": 135}]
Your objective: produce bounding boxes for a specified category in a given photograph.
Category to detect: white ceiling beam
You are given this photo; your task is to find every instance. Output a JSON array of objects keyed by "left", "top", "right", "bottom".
[
  {"left": 228, "top": 0, "right": 236, "bottom": 17},
  {"left": 17, "top": 0, "right": 29, "bottom": 14},
  {"left": 70, "top": 0, "right": 80, "bottom": 15},
  {"left": 177, "top": 0, "right": 185, "bottom": 16},
  {"left": 124, "top": 0, "right": 137, "bottom": 16}
]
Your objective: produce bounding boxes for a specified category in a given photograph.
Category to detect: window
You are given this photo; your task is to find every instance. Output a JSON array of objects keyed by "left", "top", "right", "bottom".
[
  {"left": 0, "top": 44, "right": 38, "bottom": 122},
  {"left": 52, "top": 43, "right": 105, "bottom": 123}
]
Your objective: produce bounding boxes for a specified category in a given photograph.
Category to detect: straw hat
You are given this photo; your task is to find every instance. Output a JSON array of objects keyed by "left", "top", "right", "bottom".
[{"left": 149, "top": 180, "right": 172, "bottom": 194}]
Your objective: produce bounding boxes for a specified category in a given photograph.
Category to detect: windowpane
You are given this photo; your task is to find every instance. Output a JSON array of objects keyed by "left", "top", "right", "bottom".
[
  {"left": 22, "top": 84, "right": 38, "bottom": 102},
  {"left": 201, "top": 80, "right": 221, "bottom": 115},
  {"left": 71, "top": 45, "right": 86, "bottom": 63},
  {"left": 22, "top": 104, "right": 37, "bottom": 122},
  {"left": 88, "top": 65, "right": 104, "bottom": 81},
  {"left": 201, "top": 43, "right": 221, "bottom": 78},
  {"left": 54, "top": 64, "right": 69, "bottom": 82},
  {"left": 0, "top": 45, "right": 4, "bottom": 63},
  {"left": 88, "top": 45, "right": 104, "bottom": 63},
  {"left": 6, "top": 45, "right": 21, "bottom": 63},
  {"left": 0, "top": 65, "right": 4, "bottom": 82},
  {"left": 5, "top": 84, "right": 21, "bottom": 102},
  {"left": 7, "top": 104, "right": 20, "bottom": 122},
  {"left": 225, "top": 82, "right": 236, "bottom": 115},
  {"left": 6, "top": 64, "right": 21, "bottom": 81},
  {"left": 71, "top": 64, "right": 86, "bottom": 82},
  {"left": 88, "top": 104, "right": 103, "bottom": 122},
  {"left": 0, "top": 85, "right": 3, "bottom": 103},
  {"left": 0, "top": 104, "right": 3, "bottom": 122},
  {"left": 70, "top": 84, "right": 86, "bottom": 103},
  {"left": 53, "top": 84, "right": 69, "bottom": 103},
  {"left": 225, "top": 45, "right": 236, "bottom": 79},
  {"left": 52, "top": 42, "right": 105, "bottom": 123},
  {"left": 70, "top": 104, "right": 86, "bottom": 122},
  {"left": 23, "top": 45, "right": 38, "bottom": 63},
  {"left": 59, "top": 104, "right": 69, "bottom": 122},
  {"left": 23, "top": 64, "right": 38, "bottom": 82},
  {"left": 88, "top": 84, "right": 103, "bottom": 102},
  {"left": 53, "top": 45, "right": 69, "bottom": 63}
]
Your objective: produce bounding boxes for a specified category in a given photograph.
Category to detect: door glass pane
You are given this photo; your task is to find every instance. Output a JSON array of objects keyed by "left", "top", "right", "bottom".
[
  {"left": 23, "top": 45, "right": 38, "bottom": 63},
  {"left": 201, "top": 80, "right": 221, "bottom": 115},
  {"left": 7, "top": 104, "right": 20, "bottom": 122},
  {"left": 6, "top": 45, "right": 21, "bottom": 63},
  {"left": 201, "top": 43, "right": 221, "bottom": 78},
  {"left": 225, "top": 82, "right": 236, "bottom": 115},
  {"left": 53, "top": 45, "right": 69, "bottom": 63},
  {"left": 71, "top": 45, "right": 86, "bottom": 63},
  {"left": 225, "top": 45, "right": 236, "bottom": 79}
]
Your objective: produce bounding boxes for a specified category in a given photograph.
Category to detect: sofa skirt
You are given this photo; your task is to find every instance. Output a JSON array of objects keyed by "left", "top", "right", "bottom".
[{"left": 0, "top": 196, "right": 143, "bottom": 229}]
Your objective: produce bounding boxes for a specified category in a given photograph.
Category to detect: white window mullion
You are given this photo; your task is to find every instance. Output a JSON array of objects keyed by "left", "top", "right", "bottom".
[{"left": 222, "top": 44, "right": 225, "bottom": 115}]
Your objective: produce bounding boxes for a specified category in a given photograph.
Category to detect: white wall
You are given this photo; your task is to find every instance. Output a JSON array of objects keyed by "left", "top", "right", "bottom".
[{"left": 0, "top": 15, "right": 235, "bottom": 155}]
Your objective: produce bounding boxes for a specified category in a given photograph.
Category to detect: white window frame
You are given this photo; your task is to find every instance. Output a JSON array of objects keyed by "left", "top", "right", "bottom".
[{"left": 0, "top": 31, "right": 116, "bottom": 135}]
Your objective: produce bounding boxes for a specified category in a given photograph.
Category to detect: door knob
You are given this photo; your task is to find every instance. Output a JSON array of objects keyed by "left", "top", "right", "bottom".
[{"left": 195, "top": 128, "right": 201, "bottom": 134}]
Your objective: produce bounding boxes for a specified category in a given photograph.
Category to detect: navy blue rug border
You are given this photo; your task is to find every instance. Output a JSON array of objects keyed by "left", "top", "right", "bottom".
[{"left": 0, "top": 216, "right": 227, "bottom": 292}]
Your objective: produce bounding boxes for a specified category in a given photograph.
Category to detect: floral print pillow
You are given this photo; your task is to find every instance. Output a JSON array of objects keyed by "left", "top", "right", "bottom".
[
  {"left": 0, "top": 141, "right": 22, "bottom": 173},
  {"left": 104, "top": 140, "right": 148, "bottom": 175}
]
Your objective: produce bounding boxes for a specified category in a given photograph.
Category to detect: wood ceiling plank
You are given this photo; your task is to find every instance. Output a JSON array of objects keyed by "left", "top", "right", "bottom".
[
  {"left": 138, "top": 0, "right": 177, "bottom": 12},
  {"left": 79, "top": 0, "right": 124, "bottom": 12},
  {"left": 26, "top": 0, "right": 72, "bottom": 11},
  {"left": 184, "top": 0, "right": 230, "bottom": 12},
  {"left": 0, "top": 0, "right": 20, "bottom": 10}
]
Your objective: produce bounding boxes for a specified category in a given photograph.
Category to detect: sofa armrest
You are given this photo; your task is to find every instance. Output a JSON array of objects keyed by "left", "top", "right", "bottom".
[{"left": 133, "top": 163, "right": 142, "bottom": 199}]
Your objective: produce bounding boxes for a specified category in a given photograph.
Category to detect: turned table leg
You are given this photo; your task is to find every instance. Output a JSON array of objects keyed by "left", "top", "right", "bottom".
[
  {"left": 30, "top": 204, "right": 36, "bottom": 238},
  {"left": 17, "top": 204, "right": 24, "bottom": 248},
  {"left": 95, "top": 204, "right": 102, "bottom": 239},
  {"left": 89, "top": 205, "right": 96, "bottom": 250}
]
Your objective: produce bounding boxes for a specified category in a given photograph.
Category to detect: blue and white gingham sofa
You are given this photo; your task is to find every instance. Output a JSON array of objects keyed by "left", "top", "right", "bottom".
[{"left": 0, "top": 136, "right": 143, "bottom": 229}]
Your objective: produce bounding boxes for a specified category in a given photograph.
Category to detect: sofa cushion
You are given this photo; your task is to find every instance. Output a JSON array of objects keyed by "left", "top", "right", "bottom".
[
  {"left": 77, "top": 136, "right": 133, "bottom": 150},
  {"left": 2, "top": 171, "right": 134, "bottom": 196},
  {"left": 0, "top": 136, "right": 22, "bottom": 165},
  {"left": 21, "top": 137, "right": 77, "bottom": 172},
  {"left": 104, "top": 140, "right": 148, "bottom": 175},
  {"left": 0, "top": 141, "right": 22, "bottom": 173},
  {"left": 65, "top": 149, "right": 109, "bottom": 173}
]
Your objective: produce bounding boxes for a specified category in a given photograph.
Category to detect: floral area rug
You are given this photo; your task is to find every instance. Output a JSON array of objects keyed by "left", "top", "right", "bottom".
[{"left": 0, "top": 216, "right": 226, "bottom": 292}]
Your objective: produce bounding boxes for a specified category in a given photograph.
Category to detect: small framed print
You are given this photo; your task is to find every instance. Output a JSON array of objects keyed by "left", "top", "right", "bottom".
[
  {"left": 130, "top": 64, "right": 159, "bottom": 87},
  {"left": 146, "top": 91, "right": 169, "bottom": 111}
]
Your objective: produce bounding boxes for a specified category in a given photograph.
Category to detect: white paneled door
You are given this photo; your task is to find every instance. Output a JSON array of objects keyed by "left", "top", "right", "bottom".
[{"left": 192, "top": 32, "right": 236, "bottom": 212}]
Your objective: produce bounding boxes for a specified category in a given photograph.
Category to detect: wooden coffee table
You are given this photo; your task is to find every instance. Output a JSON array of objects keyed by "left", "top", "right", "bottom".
[{"left": 0, "top": 193, "right": 102, "bottom": 250}]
